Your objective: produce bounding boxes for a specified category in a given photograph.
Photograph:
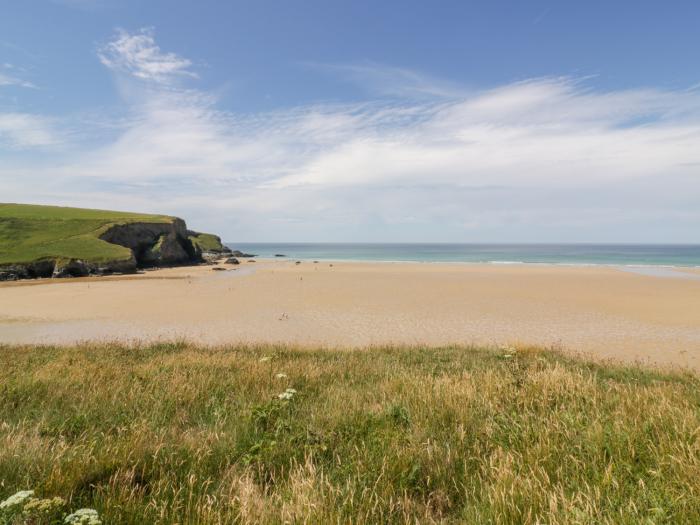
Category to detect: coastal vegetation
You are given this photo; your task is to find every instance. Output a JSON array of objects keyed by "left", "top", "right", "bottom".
[
  {"left": 0, "top": 203, "right": 167, "bottom": 265},
  {"left": 1, "top": 343, "right": 698, "bottom": 524},
  {"left": 0, "top": 203, "right": 228, "bottom": 279},
  {"left": 188, "top": 232, "right": 228, "bottom": 254}
]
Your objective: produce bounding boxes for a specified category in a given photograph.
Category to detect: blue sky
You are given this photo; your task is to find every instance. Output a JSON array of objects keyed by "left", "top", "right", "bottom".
[{"left": 1, "top": 0, "right": 699, "bottom": 242}]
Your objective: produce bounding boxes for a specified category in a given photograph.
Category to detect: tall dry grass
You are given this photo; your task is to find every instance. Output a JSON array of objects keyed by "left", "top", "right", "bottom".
[{"left": 1, "top": 342, "right": 699, "bottom": 524}]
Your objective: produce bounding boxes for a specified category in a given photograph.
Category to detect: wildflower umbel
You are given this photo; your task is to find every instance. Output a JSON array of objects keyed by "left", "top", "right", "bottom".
[
  {"left": 275, "top": 373, "right": 288, "bottom": 379},
  {"left": 22, "top": 496, "right": 65, "bottom": 516},
  {"left": 500, "top": 345, "right": 517, "bottom": 359},
  {"left": 64, "top": 507, "right": 102, "bottom": 525},
  {"left": 0, "top": 490, "right": 34, "bottom": 510},
  {"left": 278, "top": 387, "right": 297, "bottom": 400}
]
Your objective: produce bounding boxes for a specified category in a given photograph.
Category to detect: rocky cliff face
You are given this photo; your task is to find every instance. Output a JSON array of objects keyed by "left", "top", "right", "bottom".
[
  {"left": 99, "top": 218, "right": 198, "bottom": 267},
  {"left": 186, "top": 231, "right": 231, "bottom": 260}
]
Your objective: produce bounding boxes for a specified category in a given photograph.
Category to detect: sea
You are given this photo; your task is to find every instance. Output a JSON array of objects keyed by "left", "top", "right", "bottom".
[{"left": 225, "top": 243, "right": 700, "bottom": 268}]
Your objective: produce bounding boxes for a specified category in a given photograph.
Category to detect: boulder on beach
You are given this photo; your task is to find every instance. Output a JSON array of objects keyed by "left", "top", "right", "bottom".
[{"left": 230, "top": 250, "right": 256, "bottom": 258}]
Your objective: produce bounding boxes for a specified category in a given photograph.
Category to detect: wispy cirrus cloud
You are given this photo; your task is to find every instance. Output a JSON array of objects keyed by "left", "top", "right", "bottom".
[
  {"left": 307, "top": 61, "right": 467, "bottom": 99},
  {"left": 3, "top": 30, "right": 700, "bottom": 242},
  {"left": 268, "top": 78, "right": 700, "bottom": 190},
  {"left": 0, "top": 73, "right": 36, "bottom": 89},
  {"left": 0, "top": 63, "right": 36, "bottom": 89},
  {"left": 98, "top": 28, "right": 197, "bottom": 84},
  {"left": 0, "top": 113, "right": 58, "bottom": 149},
  {"left": 0, "top": 61, "right": 55, "bottom": 149}
]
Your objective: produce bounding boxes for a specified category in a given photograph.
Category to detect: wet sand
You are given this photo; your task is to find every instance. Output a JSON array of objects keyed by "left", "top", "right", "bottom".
[{"left": 1, "top": 260, "right": 700, "bottom": 369}]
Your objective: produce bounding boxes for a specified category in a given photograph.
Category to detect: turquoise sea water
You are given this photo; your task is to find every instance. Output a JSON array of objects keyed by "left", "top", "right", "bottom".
[{"left": 225, "top": 243, "right": 700, "bottom": 267}]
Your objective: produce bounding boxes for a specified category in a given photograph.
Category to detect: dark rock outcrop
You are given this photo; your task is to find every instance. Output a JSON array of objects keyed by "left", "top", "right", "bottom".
[
  {"left": 225, "top": 257, "right": 240, "bottom": 265},
  {"left": 52, "top": 259, "right": 90, "bottom": 278},
  {"left": 0, "top": 256, "right": 138, "bottom": 281},
  {"left": 140, "top": 233, "right": 190, "bottom": 266},
  {"left": 97, "top": 257, "right": 138, "bottom": 275},
  {"left": 201, "top": 252, "right": 226, "bottom": 263},
  {"left": 99, "top": 219, "right": 197, "bottom": 267},
  {"left": 0, "top": 260, "right": 55, "bottom": 281},
  {"left": 230, "top": 250, "right": 256, "bottom": 258}
]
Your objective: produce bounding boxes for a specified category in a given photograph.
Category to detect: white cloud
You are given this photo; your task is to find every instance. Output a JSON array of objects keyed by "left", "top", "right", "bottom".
[
  {"left": 98, "top": 28, "right": 197, "bottom": 84},
  {"left": 267, "top": 78, "right": 700, "bottom": 190},
  {"left": 0, "top": 64, "right": 36, "bottom": 89},
  {"left": 0, "top": 65, "right": 54, "bottom": 150},
  {"left": 0, "top": 113, "right": 58, "bottom": 148},
  {"left": 0, "top": 73, "right": 36, "bottom": 89}
]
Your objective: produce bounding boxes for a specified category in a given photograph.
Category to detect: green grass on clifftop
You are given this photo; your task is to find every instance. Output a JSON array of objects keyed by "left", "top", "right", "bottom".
[
  {"left": 0, "top": 203, "right": 173, "bottom": 265},
  {"left": 1, "top": 343, "right": 698, "bottom": 524},
  {"left": 188, "top": 232, "right": 227, "bottom": 253}
]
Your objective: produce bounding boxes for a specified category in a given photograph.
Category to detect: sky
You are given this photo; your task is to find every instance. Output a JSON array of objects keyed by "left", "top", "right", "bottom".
[{"left": 1, "top": 1, "right": 699, "bottom": 243}]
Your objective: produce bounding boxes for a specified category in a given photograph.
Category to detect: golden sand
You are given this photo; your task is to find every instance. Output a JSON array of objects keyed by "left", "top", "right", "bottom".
[{"left": 1, "top": 260, "right": 699, "bottom": 369}]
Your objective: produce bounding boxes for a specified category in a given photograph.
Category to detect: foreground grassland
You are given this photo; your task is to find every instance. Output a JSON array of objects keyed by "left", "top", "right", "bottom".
[
  {"left": 1, "top": 343, "right": 699, "bottom": 524},
  {"left": 0, "top": 203, "right": 170, "bottom": 265}
]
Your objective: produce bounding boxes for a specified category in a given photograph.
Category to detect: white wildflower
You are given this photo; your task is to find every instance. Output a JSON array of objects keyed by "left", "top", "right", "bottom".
[
  {"left": 277, "top": 387, "right": 297, "bottom": 400},
  {"left": 64, "top": 508, "right": 102, "bottom": 525},
  {"left": 275, "top": 373, "right": 288, "bottom": 379},
  {"left": 259, "top": 356, "right": 272, "bottom": 363},
  {"left": 0, "top": 490, "right": 34, "bottom": 510},
  {"left": 22, "top": 496, "right": 65, "bottom": 516},
  {"left": 500, "top": 345, "right": 517, "bottom": 358}
]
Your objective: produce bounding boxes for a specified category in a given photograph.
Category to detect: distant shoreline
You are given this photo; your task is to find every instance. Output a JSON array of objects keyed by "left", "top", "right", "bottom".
[
  {"left": 226, "top": 243, "right": 700, "bottom": 268},
  {"left": 253, "top": 256, "right": 700, "bottom": 273}
]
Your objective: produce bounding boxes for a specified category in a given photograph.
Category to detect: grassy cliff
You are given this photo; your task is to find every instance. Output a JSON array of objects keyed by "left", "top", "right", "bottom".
[
  {"left": 0, "top": 203, "right": 228, "bottom": 278},
  {"left": 0, "top": 203, "right": 172, "bottom": 265},
  {"left": 188, "top": 232, "right": 228, "bottom": 254},
  {"left": 1, "top": 343, "right": 698, "bottom": 524}
]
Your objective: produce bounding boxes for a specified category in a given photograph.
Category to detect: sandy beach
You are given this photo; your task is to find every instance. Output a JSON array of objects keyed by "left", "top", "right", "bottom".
[{"left": 1, "top": 260, "right": 700, "bottom": 369}]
